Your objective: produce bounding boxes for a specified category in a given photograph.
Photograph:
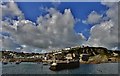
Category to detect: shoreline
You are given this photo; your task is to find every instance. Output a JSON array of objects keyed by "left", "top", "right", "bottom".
[
  {"left": 1, "top": 46, "right": 120, "bottom": 65},
  {"left": 1, "top": 58, "right": 120, "bottom": 64}
]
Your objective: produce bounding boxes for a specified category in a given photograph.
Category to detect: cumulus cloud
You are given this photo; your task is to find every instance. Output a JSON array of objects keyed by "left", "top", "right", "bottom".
[
  {"left": 85, "top": 2, "right": 119, "bottom": 50},
  {"left": 1, "top": 1, "right": 119, "bottom": 52},
  {"left": 84, "top": 11, "right": 102, "bottom": 24},
  {"left": 1, "top": 0, "right": 24, "bottom": 20},
  {"left": 86, "top": 20, "right": 118, "bottom": 48},
  {"left": 0, "top": 35, "right": 22, "bottom": 51},
  {"left": 2, "top": 7, "right": 86, "bottom": 50}
]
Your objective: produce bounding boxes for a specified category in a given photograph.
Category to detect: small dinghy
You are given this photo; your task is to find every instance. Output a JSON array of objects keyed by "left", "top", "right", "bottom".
[{"left": 15, "top": 61, "right": 21, "bottom": 64}]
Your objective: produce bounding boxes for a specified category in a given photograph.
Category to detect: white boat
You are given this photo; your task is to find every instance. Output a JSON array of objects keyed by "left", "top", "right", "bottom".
[{"left": 42, "top": 62, "right": 48, "bottom": 65}]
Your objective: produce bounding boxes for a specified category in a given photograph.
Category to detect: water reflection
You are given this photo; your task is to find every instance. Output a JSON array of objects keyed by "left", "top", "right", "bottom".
[{"left": 2, "top": 62, "right": 118, "bottom": 74}]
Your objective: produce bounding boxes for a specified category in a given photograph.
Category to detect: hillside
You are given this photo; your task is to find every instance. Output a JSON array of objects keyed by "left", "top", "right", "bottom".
[{"left": 1, "top": 46, "right": 120, "bottom": 63}]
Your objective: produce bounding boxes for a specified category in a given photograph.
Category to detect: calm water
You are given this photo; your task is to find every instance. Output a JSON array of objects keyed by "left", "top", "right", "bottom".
[{"left": 2, "top": 62, "right": 119, "bottom": 74}]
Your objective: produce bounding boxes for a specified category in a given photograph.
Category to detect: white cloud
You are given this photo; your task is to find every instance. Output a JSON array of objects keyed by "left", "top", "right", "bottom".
[
  {"left": 82, "top": 20, "right": 87, "bottom": 24},
  {"left": 85, "top": 11, "right": 102, "bottom": 24},
  {"left": 20, "top": 45, "right": 42, "bottom": 53},
  {"left": 0, "top": 35, "right": 22, "bottom": 50},
  {"left": 75, "top": 18, "right": 81, "bottom": 23},
  {"left": 85, "top": 2, "right": 119, "bottom": 50},
  {"left": 86, "top": 20, "right": 118, "bottom": 48},
  {"left": 2, "top": 7, "right": 86, "bottom": 50},
  {"left": 101, "top": 2, "right": 118, "bottom": 7},
  {"left": 1, "top": 0, "right": 24, "bottom": 20},
  {"left": 1, "top": 1, "right": 119, "bottom": 52}
]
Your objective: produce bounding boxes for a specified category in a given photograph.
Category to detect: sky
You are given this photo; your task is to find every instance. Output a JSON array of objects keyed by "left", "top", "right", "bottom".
[
  {"left": 16, "top": 2, "right": 108, "bottom": 39},
  {"left": 1, "top": 1, "right": 119, "bottom": 53}
]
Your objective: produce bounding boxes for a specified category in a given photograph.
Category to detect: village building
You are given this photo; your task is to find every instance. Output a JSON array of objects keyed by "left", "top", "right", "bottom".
[
  {"left": 66, "top": 53, "right": 73, "bottom": 60},
  {"left": 113, "top": 52, "right": 118, "bottom": 57}
]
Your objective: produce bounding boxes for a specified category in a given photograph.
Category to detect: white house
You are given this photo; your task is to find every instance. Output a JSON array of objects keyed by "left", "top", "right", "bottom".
[{"left": 66, "top": 53, "right": 73, "bottom": 60}]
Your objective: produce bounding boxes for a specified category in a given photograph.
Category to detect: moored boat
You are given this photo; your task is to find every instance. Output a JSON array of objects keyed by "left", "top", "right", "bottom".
[
  {"left": 15, "top": 61, "right": 21, "bottom": 64},
  {"left": 2, "top": 62, "right": 8, "bottom": 65},
  {"left": 2, "top": 59, "right": 8, "bottom": 65},
  {"left": 42, "top": 62, "right": 48, "bottom": 65},
  {"left": 49, "top": 60, "right": 80, "bottom": 71}
]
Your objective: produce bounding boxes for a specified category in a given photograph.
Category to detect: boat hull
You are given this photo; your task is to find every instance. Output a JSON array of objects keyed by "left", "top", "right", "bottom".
[
  {"left": 49, "top": 60, "right": 80, "bottom": 71},
  {"left": 15, "top": 61, "right": 21, "bottom": 64},
  {"left": 16, "top": 62, "right": 20, "bottom": 64},
  {"left": 2, "top": 62, "right": 8, "bottom": 65}
]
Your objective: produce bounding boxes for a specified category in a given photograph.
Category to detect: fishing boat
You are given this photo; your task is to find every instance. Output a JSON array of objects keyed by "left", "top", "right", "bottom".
[
  {"left": 49, "top": 52, "right": 80, "bottom": 71},
  {"left": 2, "top": 61, "right": 8, "bottom": 65},
  {"left": 49, "top": 60, "right": 80, "bottom": 71},
  {"left": 2, "top": 59, "right": 8, "bottom": 65}
]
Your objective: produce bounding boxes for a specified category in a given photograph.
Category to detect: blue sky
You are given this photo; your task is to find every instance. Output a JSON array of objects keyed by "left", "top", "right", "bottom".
[{"left": 16, "top": 2, "right": 108, "bottom": 39}]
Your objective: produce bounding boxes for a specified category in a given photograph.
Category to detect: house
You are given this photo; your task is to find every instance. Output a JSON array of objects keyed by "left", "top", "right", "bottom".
[
  {"left": 66, "top": 53, "right": 73, "bottom": 60},
  {"left": 113, "top": 52, "right": 118, "bottom": 57},
  {"left": 64, "top": 48, "right": 71, "bottom": 50}
]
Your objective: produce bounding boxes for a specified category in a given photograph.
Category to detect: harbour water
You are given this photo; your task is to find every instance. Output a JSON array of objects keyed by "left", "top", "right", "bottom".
[{"left": 2, "top": 62, "right": 119, "bottom": 74}]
